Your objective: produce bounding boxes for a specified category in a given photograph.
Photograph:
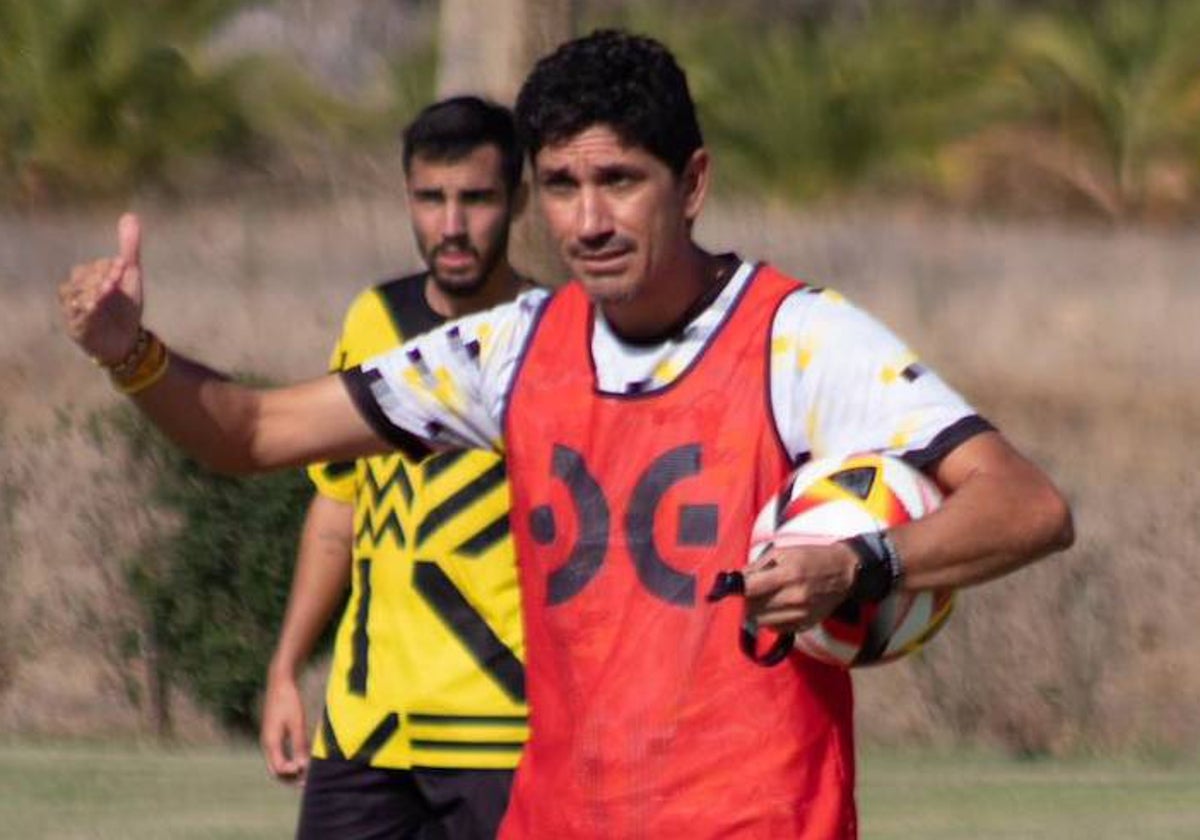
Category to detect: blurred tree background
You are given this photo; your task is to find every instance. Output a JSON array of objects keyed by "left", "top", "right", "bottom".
[{"left": 2, "top": 0, "right": 1198, "bottom": 220}]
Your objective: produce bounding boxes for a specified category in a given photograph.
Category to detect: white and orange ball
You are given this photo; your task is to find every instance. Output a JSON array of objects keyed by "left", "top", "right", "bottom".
[{"left": 749, "top": 452, "right": 955, "bottom": 667}]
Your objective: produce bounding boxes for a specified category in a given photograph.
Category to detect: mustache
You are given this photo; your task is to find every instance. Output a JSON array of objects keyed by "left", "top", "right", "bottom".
[
  {"left": 566, "top": 237, "right": 635, "bottom": 260},
  {"left": 432, "top": 239, "right": 479, "bottom": 259}
]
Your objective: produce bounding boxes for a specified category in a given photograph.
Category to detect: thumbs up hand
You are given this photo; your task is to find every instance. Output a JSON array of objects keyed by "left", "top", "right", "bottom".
[{"left": 60, "top": 213, "right": 147, "bottom": 366}]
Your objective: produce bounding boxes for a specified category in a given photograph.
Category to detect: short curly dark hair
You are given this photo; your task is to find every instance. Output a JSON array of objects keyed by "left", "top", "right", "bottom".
[{"left": 515, "top": 29, "right": 704, "bottom": 175}]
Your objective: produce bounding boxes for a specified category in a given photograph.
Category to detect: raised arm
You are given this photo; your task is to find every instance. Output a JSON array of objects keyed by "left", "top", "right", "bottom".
[{"left": 59, "top": 214, "right": 387, "bottom": 474}]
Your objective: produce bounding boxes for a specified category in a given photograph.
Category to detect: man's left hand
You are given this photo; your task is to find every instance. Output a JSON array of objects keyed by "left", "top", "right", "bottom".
[{"left": 742, "top": 542, "right": 859, "bottom": 633}]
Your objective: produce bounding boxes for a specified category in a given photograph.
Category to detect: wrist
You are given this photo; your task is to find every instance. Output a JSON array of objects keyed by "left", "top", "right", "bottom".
[
  {"left": 268, "top": 654, "right": 303, "bottom": 682},
  {"left": 99, "top": 327, "right": 170, "bottom": 394},
  {"left": 92, "top": 326, "right": 144, "bottom": 369},
  {"left": 843, "top": 530, "right": 905, "bottom": 604}
]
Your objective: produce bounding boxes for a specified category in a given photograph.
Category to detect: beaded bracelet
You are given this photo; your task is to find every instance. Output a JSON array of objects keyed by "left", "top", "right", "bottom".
[
  {"left": 100, "top": 327, "right": 150, "bottom": 377},
  {"left": 107, "top": 328, "right": 170, "bottom": 395}
]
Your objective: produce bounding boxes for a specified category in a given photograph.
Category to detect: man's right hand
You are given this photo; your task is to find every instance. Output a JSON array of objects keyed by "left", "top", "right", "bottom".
[
  {"left": 260, "top": 669, "right": 311, "bottom": 785},
  {"left": 59, "top": 212, "right": 145, "bottom": 365}
]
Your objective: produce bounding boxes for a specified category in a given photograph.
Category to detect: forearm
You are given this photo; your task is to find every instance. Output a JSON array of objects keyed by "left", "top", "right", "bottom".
[
  {"left": 130, "top": 346, "right": 384, "bottom": 474},
  {"left": 269, "top": 493, "right": 355, "bottom": 679},
  {"left": 130, "top": 350, "right": 262, "bottom": 473},
  {"left": 744, "top": 432, "right": 1073, "bottom": 632},
  {"left": 893, "top": 431, "right": 1074, "bottom": 591}
]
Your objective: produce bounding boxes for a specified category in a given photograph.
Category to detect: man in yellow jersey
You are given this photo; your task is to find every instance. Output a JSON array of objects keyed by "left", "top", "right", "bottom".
[{"left": 258, "top": 96, "right": 532, "bottom": 839}]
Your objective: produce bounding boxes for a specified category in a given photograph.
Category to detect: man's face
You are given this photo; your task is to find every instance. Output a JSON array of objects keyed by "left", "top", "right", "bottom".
[
  {"left": 533, "top": 125, "right": 707, "bottom": 310},
  {"left": 406, "top": 144, "right": 513, "bottom": 297}
]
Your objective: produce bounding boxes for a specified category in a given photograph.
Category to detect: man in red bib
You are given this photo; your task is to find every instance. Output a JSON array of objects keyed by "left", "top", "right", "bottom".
[
  {"left": 501, "top": 265, "right": 854, "bottom": 837},
  {"left": 61, "top": 30, "right": 1074, "bottom": 839}
]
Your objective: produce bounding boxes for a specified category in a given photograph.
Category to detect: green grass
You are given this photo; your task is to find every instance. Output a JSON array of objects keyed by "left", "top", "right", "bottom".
[
  {"left": 0, "top": 741, "right": 298, "bottom": 840},
  {"left": 860, "top": 749, "right": 1200, "bottom": 839},
  {"left": 1, "top": 742, "right": 1198, "bottom": 839}
]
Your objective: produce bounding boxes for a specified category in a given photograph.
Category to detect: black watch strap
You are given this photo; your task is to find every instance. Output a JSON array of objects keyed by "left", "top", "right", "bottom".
[{"left": 844, "top": 531, "right": 904, "bottom": 604}]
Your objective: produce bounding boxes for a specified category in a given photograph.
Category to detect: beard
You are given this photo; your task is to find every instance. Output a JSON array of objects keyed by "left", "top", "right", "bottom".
[
  {"left": 566, "top": 236, "right": 640, "bottom": 304},
  {"left": 427, "top": 229, "right": 509, "bottom": 299},
  {"left": 577, "top": 273, "right": 638, "bottom": 305}
]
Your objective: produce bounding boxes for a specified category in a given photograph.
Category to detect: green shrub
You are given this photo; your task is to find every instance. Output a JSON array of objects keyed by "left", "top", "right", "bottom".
[
  {"left": 113, "top": 404, "right": 324, "bottom": 736},
  {"left": 597, "top": 2, "right": 1010, "bottom": 203},
  {"left": 588, "top": 0, "right": 1200, "bottom": 217},
  {"left": 0, "top": 0, "right": 361, "bottom": 203},
  {"left": 1002, "top": 0, "right": 1200, "bottom": 216}
]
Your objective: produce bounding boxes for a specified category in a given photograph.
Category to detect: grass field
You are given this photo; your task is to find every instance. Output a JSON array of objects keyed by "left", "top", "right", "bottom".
[
  {"left": 0, "top": 742, "right": 296, "bottom": 840},
  {"left": 2, "top": 742, "right": 1198, "bottom": 839},
  {"left": 860, "top": 749, "right": 1200, "bottom": 840}
]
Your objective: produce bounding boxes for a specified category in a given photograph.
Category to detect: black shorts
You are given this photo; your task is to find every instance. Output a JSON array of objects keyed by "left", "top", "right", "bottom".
[{"left": 296, "top": 758, "right": 514, "bottom": 840}]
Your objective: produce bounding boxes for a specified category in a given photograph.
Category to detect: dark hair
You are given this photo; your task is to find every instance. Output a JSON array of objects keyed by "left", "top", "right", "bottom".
[
  {"left": 514, "top": 29, "right": 703, "bottom": 175},
  {"left": 402, "top": 96, "right": 523, "bottom": 194}
]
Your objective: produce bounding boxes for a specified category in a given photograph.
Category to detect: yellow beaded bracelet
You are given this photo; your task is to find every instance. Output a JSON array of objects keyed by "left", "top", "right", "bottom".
[
  {"left": 97, "top": 327, "right": 149, "bottom": 376},
  {"left": 109, "top": 328, "right": 170, "bottom": 395}
]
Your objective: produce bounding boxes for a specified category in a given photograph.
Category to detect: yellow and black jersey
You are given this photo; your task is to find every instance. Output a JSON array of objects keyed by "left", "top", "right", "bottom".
[{"left": 308, "top": 274, "right": 526, "bottom": 770}]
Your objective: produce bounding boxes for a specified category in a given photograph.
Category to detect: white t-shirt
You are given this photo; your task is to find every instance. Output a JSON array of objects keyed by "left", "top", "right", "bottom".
[{"left": 344, "top": 260, "right": 987, "bottom": 466}]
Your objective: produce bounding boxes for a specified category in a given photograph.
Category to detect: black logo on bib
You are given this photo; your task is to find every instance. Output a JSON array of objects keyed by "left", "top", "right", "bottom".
[{"left": 531, "top": 443, "right": 718, "bottom": 607}]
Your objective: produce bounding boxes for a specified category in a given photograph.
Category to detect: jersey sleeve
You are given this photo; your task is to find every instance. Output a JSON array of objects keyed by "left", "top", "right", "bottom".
[
  {"left": 307, "top": 289, "right": 389, "bottom": 503},
  {"left": 343, "top": 288, "right": 548, "bottom": 455},
  {"left": 769, "top": 288, "right": 991, "bottom": 467}
]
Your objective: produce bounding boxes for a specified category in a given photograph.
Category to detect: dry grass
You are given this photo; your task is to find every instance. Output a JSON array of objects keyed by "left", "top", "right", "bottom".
[
  {"left": 0, "top": 193, "right": 414, "bottom": 739},
  {"left": 2, "top": 192, "right": 1196, "bottom": 753},
  {"left": 697, "top": 203, "right": 1200, "bottom": 753}
]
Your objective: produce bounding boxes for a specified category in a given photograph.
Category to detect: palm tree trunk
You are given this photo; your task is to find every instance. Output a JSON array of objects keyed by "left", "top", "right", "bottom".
[
  {"left": 437, "top": 0, "right": 576, "bottom": 104},
  {"left": 438, "top": 0, "right": 577, "bottom": 285}
]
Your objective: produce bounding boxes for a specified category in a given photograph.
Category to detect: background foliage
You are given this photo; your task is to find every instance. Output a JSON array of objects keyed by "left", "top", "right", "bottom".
[
  {"left": 2, "top": 0, "right": 1199, "bottom": 218},
  {"left": 0, "top": 0, "right": 434, "bottom": 203},
  {"left": 114, "top": 405, "right": 320, "bottom": 735}
]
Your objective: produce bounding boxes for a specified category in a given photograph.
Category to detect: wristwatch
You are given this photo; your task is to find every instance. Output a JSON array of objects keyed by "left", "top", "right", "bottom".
[{"left": 844, "top": 531, "right": 904, "bottom": 604}]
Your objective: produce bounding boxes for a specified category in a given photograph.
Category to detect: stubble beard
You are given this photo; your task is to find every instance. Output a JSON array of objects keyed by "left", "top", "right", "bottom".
[
  {"left": 579, "top": 274, "right": 638, "bottom": 306},
  {"left": 427, "top": 229, "right": 509, "bottom": 299}
]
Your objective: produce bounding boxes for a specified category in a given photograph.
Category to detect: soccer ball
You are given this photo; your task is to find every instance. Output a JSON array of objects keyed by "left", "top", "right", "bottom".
[{"left": 747, "top": 452, "right": 955, "bottom": 667}]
